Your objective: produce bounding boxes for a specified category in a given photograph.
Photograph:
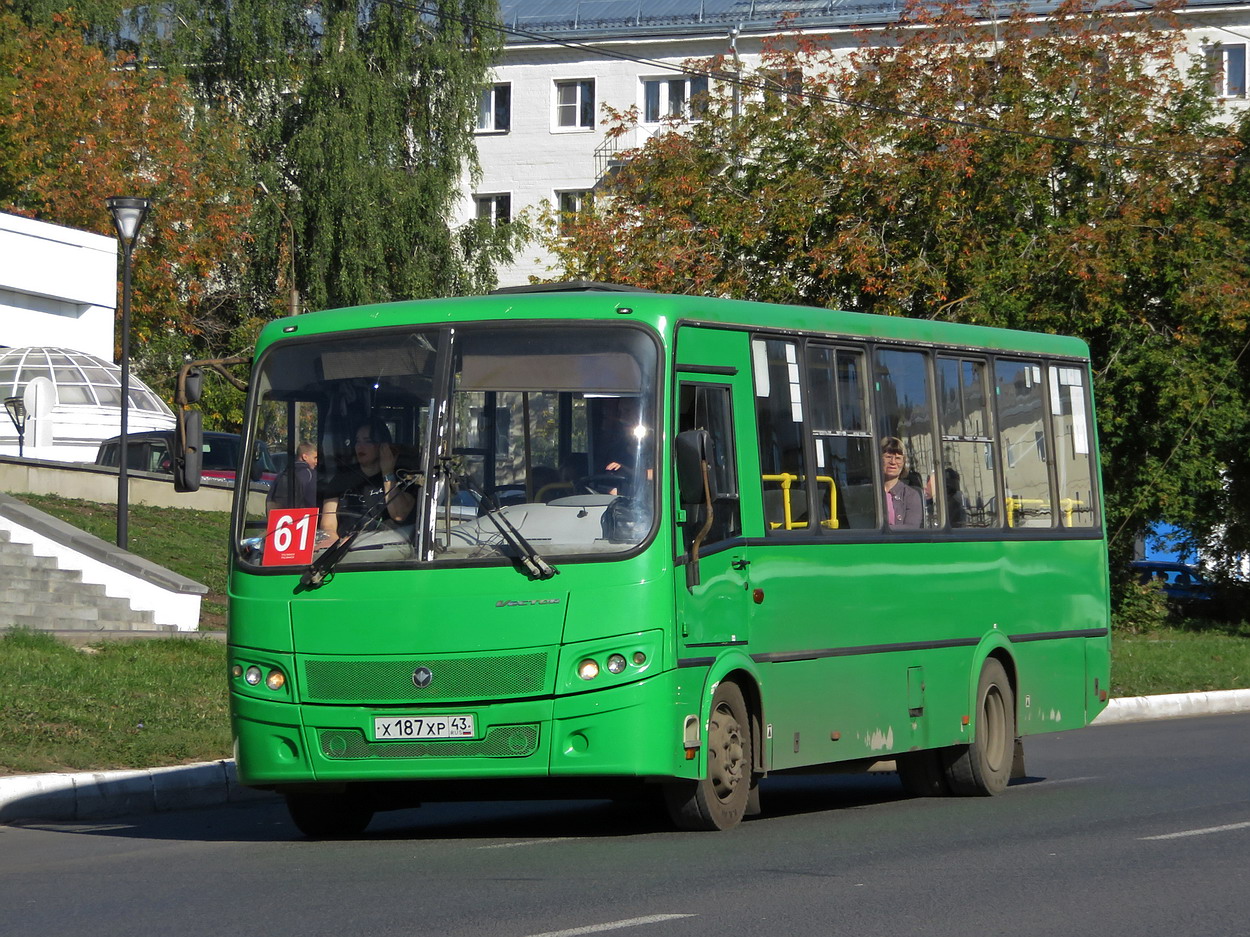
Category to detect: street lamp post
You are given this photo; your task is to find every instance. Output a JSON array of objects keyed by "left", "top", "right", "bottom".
[
  {"left": 4, "top": 396, "right": 26, "bottom": 457},
  {"left": 106, "top": 196, "right": 151, "bottom": 550}
]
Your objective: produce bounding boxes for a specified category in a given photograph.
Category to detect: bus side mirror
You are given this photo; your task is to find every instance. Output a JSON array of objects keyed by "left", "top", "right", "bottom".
[
  {"left": 174, "top": 408, "right": 203, "bottom": 492},
  {"left": 182, "top": 367, "right": 203, "bottom": 405},
  {"left": 675, "top": 429, "right": 713, "bottom": 504}
]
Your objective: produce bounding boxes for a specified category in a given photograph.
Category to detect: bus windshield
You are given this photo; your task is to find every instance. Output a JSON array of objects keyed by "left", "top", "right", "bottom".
[{"left": 238, "top": 323, "right": 658, "bottom": 571}]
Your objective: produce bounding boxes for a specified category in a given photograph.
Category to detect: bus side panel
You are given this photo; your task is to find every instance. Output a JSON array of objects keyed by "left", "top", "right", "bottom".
[{"left": 748, "top": 537, "right": 1107, "bottom": 771}]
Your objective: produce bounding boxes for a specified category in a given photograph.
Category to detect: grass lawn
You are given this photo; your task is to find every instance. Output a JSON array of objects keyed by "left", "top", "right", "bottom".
[
  {"left": 1111, "top": 622, "right": 1250, "bottom": 697},
  {"left": 0, "top": 630, "right": 229, "bottom": 775}
]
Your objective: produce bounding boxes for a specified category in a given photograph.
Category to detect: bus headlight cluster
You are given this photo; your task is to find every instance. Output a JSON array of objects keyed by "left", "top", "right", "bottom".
[
  {"left": 232, "top": 662, "right": 287, "bottom": 693},
  {"left": 577, "top": 649, "right": 647, "bottom": 681}
]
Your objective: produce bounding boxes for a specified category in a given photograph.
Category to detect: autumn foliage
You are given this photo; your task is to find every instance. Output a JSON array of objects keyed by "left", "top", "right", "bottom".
[{"left": 0, "top": 12, "right": 252, "bottom": 352}]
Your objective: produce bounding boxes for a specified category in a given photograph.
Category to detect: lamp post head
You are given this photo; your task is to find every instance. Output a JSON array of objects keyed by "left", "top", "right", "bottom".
[
  {"left": 106, "top": 196, "right": 151, "bottom": 249},
  {"left": 4, "top": 396, "right": 25, "bottom": 432}
]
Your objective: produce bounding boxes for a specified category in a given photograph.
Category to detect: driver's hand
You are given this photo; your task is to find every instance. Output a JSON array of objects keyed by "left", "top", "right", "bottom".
[
  {"left": 380, "top": 443, "right": 398, "bottom": 474},
  {"left": 606, "top": 461, "right": 622, "bottom": 471}
]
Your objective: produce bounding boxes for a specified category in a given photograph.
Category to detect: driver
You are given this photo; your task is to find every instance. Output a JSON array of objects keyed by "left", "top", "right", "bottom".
[{"left": 320, "top": 420, "right": 417, "bottom": 540}]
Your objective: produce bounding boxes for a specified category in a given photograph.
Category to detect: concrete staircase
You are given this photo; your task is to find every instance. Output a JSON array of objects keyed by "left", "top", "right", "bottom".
[{"left": 0, "top": 527, "right": 172, "bottom": 634}]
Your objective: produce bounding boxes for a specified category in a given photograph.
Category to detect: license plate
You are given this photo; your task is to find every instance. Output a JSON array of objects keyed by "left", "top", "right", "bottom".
[{"left": 373, "top": 714, "right": 475, "bottom": 741}]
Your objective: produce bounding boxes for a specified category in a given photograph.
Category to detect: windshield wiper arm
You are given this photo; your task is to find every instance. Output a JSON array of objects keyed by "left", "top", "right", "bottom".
[
  {"left": 298, "top": 474, "right": 420, "bottom": 590},
  {"left": 450, "top": 467, "right": 558, "bottom": 580}
]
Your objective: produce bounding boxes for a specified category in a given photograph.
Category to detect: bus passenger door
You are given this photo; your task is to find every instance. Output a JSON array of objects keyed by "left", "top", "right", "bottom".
[{"left": 675, "top": 379, "right": 749, "bottom": 648}]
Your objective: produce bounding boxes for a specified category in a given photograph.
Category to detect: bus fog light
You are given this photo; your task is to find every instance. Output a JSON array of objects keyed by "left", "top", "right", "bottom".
[
  {"left": 632, "top": 651, "right": 646, "bottom": 666},
  {"left": 606, "top": 654, "right": 627, "bottom": 674},
  {"left": 231, "top": 664, "right": 243, "bottom": 678},
  {"left": 244, "top": 666, "right": 263, "bottom": 686},
  {"left": 265, "top": 669, "right": 286, "bottom": 691},
  {"left": 578, "top": 659, "right": 600, "bottom": 680}
]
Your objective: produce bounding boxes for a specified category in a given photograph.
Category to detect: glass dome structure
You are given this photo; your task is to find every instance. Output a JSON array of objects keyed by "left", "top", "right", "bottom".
[{"left": 0, "top": 346, "right": 174, "bottom": 461}]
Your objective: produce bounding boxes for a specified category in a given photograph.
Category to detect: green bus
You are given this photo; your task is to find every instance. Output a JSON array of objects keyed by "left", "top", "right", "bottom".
[{"left": 205, "top": 283, "right": 1110, "bottom": 836}]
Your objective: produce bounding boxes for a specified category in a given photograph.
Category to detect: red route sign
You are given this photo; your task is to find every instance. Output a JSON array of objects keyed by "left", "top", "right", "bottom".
[{"left": 263, "top": 507, "right": 319, "bottom": 566}]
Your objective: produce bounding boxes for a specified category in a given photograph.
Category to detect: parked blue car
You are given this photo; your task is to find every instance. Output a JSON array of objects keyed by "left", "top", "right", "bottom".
[{"left": 1131, "top": 560, "right": 1215, "bottom": 602}]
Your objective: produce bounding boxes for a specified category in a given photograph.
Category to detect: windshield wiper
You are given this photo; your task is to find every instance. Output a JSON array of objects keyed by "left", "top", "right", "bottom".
[
  {"left": 445, "top": 463, "right": 558, "bottom": 580},
  {"left": 298, "top": 474, "right": 420, "bottom": 591}
]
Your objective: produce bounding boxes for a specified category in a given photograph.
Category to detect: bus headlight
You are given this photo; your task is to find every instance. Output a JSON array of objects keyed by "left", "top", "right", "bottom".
[
  {"left": 578, "top": 659, "right": 600, "bottom": 681},
  {"left": 606, "top": 653, "right": 627, "bottom": 674},
  {"left": 265, "top": 669, "right": 286, "bottom": 691},
  {"left": 244, "top": 666, "right": 263, "bottom": 686}
]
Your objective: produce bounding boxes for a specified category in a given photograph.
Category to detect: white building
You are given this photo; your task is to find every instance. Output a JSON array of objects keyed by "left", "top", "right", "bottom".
[
  {"left": 0, "top": 212, "right": 174, "bottom": 461},
  {"left": 465, "top": 0, "right": 1250, "bottom": 287}
]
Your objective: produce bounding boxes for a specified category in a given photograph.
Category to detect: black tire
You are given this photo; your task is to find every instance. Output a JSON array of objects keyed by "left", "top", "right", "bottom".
[
  {"left": 944, "top": 658, "right": 1015, "bottom": 796},
  {"left": 285, "top": 791, "right": 375, "bottom": 839},
  {"left": 896, "top": 749, "right": 952, "bottom": 797},
  {"left": 664, "top": 681, "right": 751, "bottom": 831}
]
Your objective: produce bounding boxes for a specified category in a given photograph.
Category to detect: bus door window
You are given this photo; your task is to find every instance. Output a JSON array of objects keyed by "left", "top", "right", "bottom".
[
  {"left": 873, "top": 348, "right": 938, "bottom": 530},
  {"left": 994, "top": 359, "right": 1055, "bottom": 528},
  {"left": 1048, "top": 364, "right": 1098, "bottom": 528},
  {"left": 936, "top": 356, "right": 998, "bottom": 528},
  {"left": 677, "top": 383, "right": 741, "bottom": 550},
  {"left": 753, "top": 337, "right": 811, "bottom": 532},
  {"left": 807, "top": 344, "right": 877, "bottom": 530}
]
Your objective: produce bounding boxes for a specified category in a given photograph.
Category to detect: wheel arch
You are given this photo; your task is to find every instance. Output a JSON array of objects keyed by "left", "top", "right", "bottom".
[
  {"left": 969, "top": 635, "right": 1018, "bottom": 735},
  {"left": 702, "top": 654, "right": 766, "bottom": 775}
]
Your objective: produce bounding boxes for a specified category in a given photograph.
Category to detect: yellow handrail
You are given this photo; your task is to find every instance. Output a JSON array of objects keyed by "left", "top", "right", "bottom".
[
  {"left": 1005, "top": 496, "right": 1087, "bottom": 527},
  {"left": 762, "top": 473, "right": 839, "bottom": 529}
]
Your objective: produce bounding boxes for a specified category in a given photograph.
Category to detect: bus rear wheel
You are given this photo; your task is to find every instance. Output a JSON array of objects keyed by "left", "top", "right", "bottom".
[
  {"left": 664, "top": 681, "right": 751, "bottom": 831},
  {"left": 945, "top": 658, "right": 1015, "bottom": 796},
  {"left": 285, "top": 790, "right": 375, "bottom": 838}
]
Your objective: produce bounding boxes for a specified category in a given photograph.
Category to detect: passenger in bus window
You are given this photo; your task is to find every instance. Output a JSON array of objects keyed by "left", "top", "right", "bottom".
[
  {"left": 267, "top": 442, "right": 318, "bottom": 510},
  {"left": 882, "top": 437, "right": 923, "bottom": 529},
  {"left": 320, "top": 420, "right": 417, "bottom": 540}
]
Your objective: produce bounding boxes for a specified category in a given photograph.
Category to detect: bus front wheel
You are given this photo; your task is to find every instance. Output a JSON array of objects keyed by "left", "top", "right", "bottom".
[
  {"left": 945, "top": 658, "right": 1015, "bottom": 796},
  {"left": 285, "top": 790, "right": 375, "bottom": 839},
  {"left": 664, "top": 681, "right": 751, "bottom": 831}
]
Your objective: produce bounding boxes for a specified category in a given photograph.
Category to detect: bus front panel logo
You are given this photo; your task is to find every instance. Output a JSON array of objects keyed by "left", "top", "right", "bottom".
[{"left": 412, "top": 666, "right": 433, "bottom": 689}]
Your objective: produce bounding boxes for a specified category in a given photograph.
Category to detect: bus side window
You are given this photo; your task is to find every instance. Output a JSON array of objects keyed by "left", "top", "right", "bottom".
[
  {"left": 753, "top": 337, "right": 811, "bottom": 532},
  {"left": 874, "top": 348, "right": 939, "bottom": 530},
  {"left": 994, "top": 359, "right": 1055, "bottom": 528},
  {"left": 807, "top": 343, "right": 877, "bottom": 530},
  {"left": 677, "top": 383, "right": 740, "bottom": 549},
  {"left": 1049, "top": 364, "right": 1097, "bottom": 528},
  {"left": 936, "top": 356, "right": 998, "bottom": 528}
]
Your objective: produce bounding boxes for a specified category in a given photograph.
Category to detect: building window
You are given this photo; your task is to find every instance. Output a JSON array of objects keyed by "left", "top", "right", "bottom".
[
  {"left": 643, "top": 75, "right": 710, "bottom": 122},
  {"left": 475, "top": 194, "right": 511, "bottom": 225},
  {"left": 556, "top": 190, "right": 592, "bottom": 234},
  {"left": 1207, "top": 43, "right": 1246, "bottom": 98},
  {"left": 555, "top": 79, "right": 595, "bottom": 129},
  {"left": 478, "top": 83, "right": 511, "bottom": 132}
]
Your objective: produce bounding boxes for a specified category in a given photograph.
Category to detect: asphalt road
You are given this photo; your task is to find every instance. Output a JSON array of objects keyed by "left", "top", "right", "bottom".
[{"left": 3, "top": 713, "right": 1248, "bottom": 937}]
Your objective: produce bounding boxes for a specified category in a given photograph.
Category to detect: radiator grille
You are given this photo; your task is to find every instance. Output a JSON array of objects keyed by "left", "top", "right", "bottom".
[
  {"left": 302, "top": 651, "right": 550, "bottom": 703},
  {"left": 318, "top": 725, "right": 540, "bottom": 759}
]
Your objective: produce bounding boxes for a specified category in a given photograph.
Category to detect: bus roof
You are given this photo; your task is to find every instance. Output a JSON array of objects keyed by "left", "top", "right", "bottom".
[{"left": 256, "top": 288, "right": 1091, "bottom": 360}]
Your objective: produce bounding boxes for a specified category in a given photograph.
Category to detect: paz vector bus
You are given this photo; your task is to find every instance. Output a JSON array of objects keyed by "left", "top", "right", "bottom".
[{"left": 175, "top": 283, "right": 1110, "bottom": 836}]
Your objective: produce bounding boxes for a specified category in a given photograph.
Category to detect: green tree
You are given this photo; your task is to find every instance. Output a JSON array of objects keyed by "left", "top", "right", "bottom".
[
  {"left": 152, "top": 0, "right": 523, "bottom": 316},
  {"left": 546, "top": 0, "right": 1250, "bottom": 571}
]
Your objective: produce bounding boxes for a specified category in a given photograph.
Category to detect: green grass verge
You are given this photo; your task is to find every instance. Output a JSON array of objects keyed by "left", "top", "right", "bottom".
[
  {"left": 6, "top": 492, "right": 229, "bottom": 629},
  {"left": 1111, "top": 622, "right": 1250, "bottom": 697},
  {"left": 0, "top": 630, "right": 229, "bottom": 775}
]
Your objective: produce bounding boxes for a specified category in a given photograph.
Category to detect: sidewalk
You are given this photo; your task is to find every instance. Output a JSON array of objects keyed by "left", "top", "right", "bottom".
[{"left": 3, "top": 690, "right": 1250, "bottom": 824}]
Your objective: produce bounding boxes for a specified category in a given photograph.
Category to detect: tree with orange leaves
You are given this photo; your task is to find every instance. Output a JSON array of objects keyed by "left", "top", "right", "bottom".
[{"left": 0, "top": 12, "right": 253, "bottom": 368}]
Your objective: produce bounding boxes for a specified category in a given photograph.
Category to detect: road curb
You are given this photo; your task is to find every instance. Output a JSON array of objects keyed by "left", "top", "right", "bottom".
[
  {"left": 0, "top": 759, "right": 273, "bottom": 824},
  {"left": 3, "top": 690, "right": 1249, "bottom": 824},
  {"left": 1091, "top": 688, "right": 1250, "bottom": 726}
]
